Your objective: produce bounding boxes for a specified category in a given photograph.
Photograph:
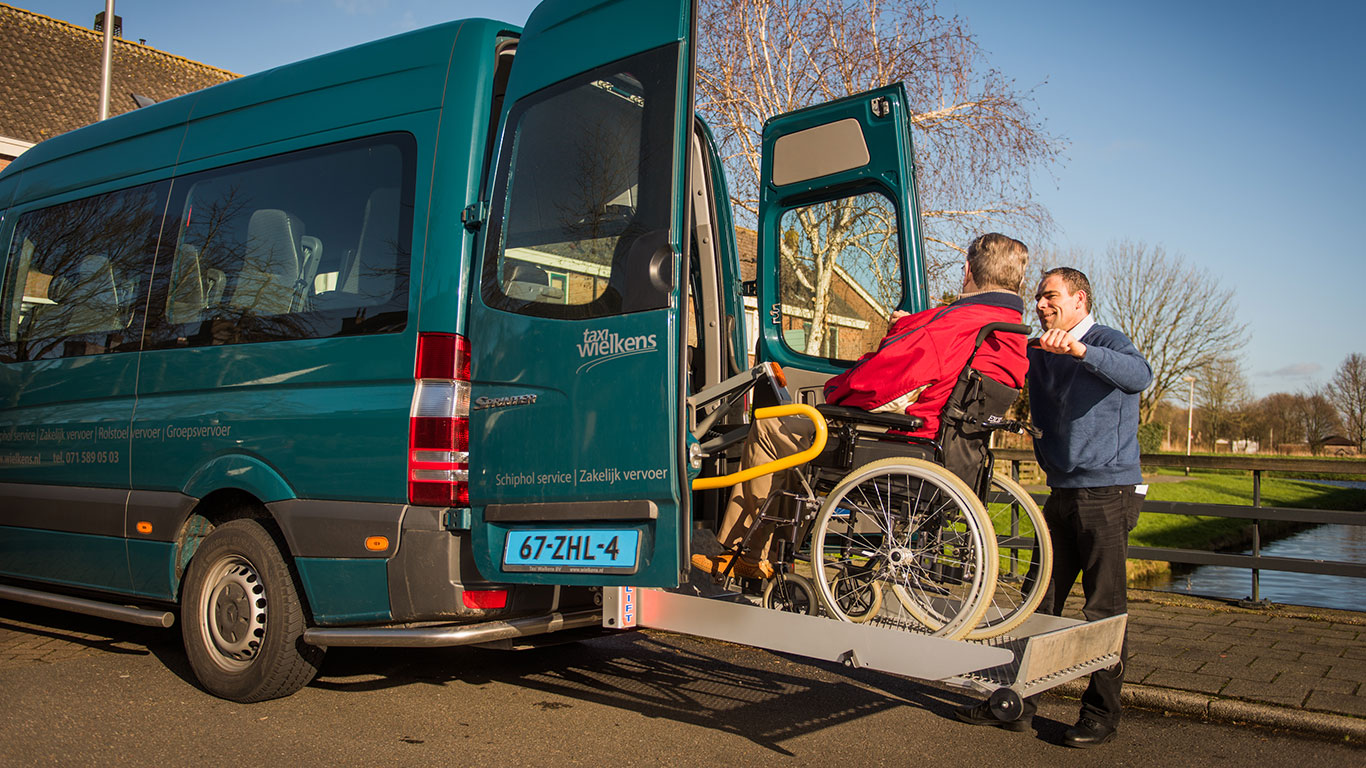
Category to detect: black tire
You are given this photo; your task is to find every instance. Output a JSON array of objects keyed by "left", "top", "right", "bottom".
[
  {"left": 762, "top": 572, "right": 818, "bottom": 615},
  {"left": 181, "top": 518, "right": 324, "bottom": 702}
]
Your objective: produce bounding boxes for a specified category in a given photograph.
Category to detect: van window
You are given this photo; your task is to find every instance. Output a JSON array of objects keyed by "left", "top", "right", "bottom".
[
  {"left": 0, "top": 183, "right": 166, "bottom": 363},
  {"left": 777, "top": 191, "right": 903, "bottom": 362},
  {"left": 144, "top": 133, "right": 415, "bottom": 349},
  {"left": 481, "top": 45, "right": 680, "bottom": 319}
]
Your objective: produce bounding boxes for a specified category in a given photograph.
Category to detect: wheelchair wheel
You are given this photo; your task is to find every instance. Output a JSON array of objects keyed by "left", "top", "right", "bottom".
[
  {"left": 965, "top": 475, "right": 1052, "bottom": 640},
  {"left": 811, "top": 457, "right": 997, "bottom": 640},
  {"left": 762, "top": 573, "right": 818, "bottom": 615}
]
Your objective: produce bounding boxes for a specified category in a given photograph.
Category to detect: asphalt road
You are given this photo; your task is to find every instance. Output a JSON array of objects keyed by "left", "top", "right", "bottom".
[{"left": 1, "top": 602, "right": 1360, "bottom": 766}]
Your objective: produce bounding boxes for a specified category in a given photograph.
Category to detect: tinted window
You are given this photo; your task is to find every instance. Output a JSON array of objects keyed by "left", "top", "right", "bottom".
[
  {"left": 144, "top": 133, "right": 415, "bottom": 349},
  {"left": 0, "top": 183, "right": 165, "bottom": 363},
  {"left": 482, "top": 45, "right": 680, "bottom": 320}
]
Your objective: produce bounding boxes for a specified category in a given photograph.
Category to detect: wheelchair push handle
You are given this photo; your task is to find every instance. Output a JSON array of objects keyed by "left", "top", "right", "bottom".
[
  {"left": 691, "top": 403, "right": 828, "bottom": 491},
  {"left": 973, "top": 322, "right": 1031, "bottom": 350}
]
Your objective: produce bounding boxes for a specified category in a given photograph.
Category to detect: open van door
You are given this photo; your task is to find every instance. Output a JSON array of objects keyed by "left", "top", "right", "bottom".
[
  {"left": 753, "top": 84, "right": 930, "bottom": 402},
  {"left": 467, "top": 0, "right": 695, "bottom": 587}
]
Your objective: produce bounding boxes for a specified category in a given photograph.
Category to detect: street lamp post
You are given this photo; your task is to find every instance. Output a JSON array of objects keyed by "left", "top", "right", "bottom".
[{"left": 1184, "top": 375, "right": 1196, "bottom": 476}]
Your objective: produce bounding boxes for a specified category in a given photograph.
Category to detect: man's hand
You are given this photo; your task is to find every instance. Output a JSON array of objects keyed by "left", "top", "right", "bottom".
[
  {"left": 890, "top": 309, "right": 911, "bottom": 321},
  {"left": 1035, "top": 328, "right": 1087, "bottom": 358}
]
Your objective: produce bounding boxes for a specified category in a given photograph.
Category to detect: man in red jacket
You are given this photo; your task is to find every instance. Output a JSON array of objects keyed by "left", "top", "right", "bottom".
[{"left": 694, "top": 233, "right": 1030, "bottom": 580}]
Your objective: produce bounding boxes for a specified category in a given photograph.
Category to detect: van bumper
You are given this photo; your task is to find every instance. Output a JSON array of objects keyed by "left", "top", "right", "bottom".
[{"left": 386, "top": 506, "right": 600, "bottom": 623}]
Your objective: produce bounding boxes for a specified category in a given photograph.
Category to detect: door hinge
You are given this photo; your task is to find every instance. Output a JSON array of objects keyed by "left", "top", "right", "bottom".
[
  {"left": 461, "top": 202, "right": 488, "bottom": 232},
  {"left": 444, "top": 508, "right": 472, "bottom": 531},
  {"left": 870, "top": 96, "right": 891, "bottom": 118}
]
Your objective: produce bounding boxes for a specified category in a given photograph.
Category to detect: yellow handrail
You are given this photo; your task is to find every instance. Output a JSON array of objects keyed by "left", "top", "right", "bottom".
[{"left": 691, "top": 403, "right": 828, "bottom": 491}]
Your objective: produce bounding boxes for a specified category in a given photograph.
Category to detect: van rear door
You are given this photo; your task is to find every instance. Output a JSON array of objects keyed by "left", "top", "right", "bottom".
[
  {"left": 752, "top": 85, "right": 930, "bottom": 399},
  {"left": 466, "top": 0, "right": 694, "bottom": 587}
]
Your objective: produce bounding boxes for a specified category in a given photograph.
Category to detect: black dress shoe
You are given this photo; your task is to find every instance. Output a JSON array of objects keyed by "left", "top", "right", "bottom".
[
  {"left": 1063, "top": 716, "right": 1116, "bottom": 748},
  {"left": 953, "top": 701, "right": 1031, "bottom": 732}
]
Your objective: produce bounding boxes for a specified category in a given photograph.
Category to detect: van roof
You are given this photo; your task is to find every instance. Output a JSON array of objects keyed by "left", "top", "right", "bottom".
[{"left": 1, "top": 16, "right": 517, "bottom": 201}]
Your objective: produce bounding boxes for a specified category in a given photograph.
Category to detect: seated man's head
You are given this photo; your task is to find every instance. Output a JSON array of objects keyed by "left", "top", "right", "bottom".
[{"left": 965, "top": 233, "right": 1029, "bottom": 293}]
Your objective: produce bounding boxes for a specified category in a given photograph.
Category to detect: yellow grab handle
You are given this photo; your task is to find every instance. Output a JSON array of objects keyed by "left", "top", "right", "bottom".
[{"left": 691, "top": 403, "right": 828, "bottom": 491}]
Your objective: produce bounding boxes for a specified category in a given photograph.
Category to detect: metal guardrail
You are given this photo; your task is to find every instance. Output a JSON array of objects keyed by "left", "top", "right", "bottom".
[{"left": 994, "top": 450, "right": 1366, "bottom": 604}]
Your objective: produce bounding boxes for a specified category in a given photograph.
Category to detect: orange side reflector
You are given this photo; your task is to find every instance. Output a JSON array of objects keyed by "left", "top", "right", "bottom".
[
  {"left": 365, "top": 536, "right": 389, "bottom": 551},
  {"left": 135, "top": 521, "right": 153, "bottom": 534},
  {"left": 766, "top": 361, "right": 787, "bottom": 388}
]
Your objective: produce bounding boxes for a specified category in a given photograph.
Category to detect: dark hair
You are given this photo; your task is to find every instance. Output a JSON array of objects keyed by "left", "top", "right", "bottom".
[{"left": 1041, "top": 266, "right": 1092, "bottom": 310}]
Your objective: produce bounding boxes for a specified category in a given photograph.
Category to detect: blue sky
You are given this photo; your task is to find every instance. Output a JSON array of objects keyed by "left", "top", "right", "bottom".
[{"left": 24, "top": 0, "right": 1365, "bottom": 398}]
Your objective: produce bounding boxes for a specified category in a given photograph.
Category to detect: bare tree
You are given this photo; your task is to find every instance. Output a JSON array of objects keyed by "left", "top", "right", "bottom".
[
  {"left": 1088, "top": 240, "right": 1247, "bottom": 422},
  {"left": 697, "top": 0, "right": 1062, "bottom": 310},
  {"left": 1196, "top": 356, "right": 1251, "bottom": 447},
  {"left": 1295, "top": 387, "right": 1344, "bottom": 456},
  {"left": 1242, "top": 392, "right": 1299, "bottom": 454},
  {"left": 1325, "top": 353, "right": 1366, "bottom": 449}
]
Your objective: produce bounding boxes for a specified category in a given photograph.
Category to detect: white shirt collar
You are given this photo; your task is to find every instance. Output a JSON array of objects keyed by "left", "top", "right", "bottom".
[{"left": 1068, "top": 313, "right": 1096, "bottom": 340}]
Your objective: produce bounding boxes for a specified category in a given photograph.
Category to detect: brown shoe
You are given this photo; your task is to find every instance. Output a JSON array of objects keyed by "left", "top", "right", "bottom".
[
  {"left": 691, "top": 553, "right": 733, "bottom": 575},
  {"left": 733, "top": 559, "right": 775, "bottom": 580}
]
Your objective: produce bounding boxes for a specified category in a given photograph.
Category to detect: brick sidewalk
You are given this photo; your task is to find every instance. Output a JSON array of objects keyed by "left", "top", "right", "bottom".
[{"left": 1121, "top": 589, "right": 1366, "bottom": 718}]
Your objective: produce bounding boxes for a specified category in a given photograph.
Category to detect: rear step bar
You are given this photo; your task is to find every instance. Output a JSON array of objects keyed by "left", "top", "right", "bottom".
[
  {"left": 0, "top": 583, "right": 175, "bottom": 628},
  {"left": 303, "top": 608, "right": 603, "bottom": 648}
]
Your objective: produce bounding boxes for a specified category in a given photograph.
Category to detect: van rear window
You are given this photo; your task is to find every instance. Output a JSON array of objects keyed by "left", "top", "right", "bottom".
[{"left": 481, "top": 45, "right": 680, "bottom": 320}]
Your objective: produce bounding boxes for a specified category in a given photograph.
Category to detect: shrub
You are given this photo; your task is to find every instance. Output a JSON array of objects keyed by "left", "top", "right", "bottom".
[{"left": 1137, "top": 421, "right": 1165, "bottom": 454}]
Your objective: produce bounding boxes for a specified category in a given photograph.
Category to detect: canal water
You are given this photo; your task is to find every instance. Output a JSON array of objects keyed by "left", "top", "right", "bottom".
[{"left": 1138, "top": 479, "right": 1366, "bottom": 612}]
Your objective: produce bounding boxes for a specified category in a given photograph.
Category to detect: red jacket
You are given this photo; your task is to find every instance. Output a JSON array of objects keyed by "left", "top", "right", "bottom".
[{"left": 823, "top": 291, "right": 1028, "bottom": 437}]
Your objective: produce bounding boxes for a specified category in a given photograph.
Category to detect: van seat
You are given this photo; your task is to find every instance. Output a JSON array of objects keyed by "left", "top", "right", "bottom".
[{"left": 231, "top": 209, "right": 304, "bottom": 316}]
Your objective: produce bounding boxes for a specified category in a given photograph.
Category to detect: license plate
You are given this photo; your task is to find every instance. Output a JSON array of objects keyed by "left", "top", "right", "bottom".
[{"left": 503, "top": 529, "right": 641, "bottom": 574}]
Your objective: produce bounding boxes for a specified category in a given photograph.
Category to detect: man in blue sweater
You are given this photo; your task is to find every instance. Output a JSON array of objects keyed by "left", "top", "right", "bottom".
[{"left": 957, "top": 266, "right": 1151, "bottom": 748}]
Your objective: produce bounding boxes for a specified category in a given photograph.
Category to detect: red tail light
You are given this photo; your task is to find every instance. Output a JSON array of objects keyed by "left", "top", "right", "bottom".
[{"left": 409, "top": 333, "right": 470, "bottom": 506}]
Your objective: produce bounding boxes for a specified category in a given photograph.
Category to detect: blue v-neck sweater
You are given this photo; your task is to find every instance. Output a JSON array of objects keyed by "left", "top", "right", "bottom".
[{"left": 1027, "top": 323, "right": 1153, "bottom": 488}]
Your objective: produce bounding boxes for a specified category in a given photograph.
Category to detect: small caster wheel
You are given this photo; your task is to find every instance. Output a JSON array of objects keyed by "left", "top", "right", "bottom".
[{"left": 988, "top": 688, "right": 1024, "bottom": 722}]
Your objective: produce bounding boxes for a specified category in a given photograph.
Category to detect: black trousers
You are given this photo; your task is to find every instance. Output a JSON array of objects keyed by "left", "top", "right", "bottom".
[{"left": 1022, "top": 485, "right": 1140, "bottom": 726}]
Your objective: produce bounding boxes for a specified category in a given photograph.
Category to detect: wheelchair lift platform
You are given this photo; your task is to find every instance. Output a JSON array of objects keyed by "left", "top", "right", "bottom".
[{"left": 604, "top": 587, "right": 1125, "bottom": 710}]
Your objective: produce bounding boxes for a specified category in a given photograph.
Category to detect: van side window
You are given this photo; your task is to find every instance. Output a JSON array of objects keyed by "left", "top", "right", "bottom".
[
  {"left": 0, "top": 183, "right": 165, "bottom": 363},
  {"left": 481, "top": 45, "right": 680, "bottom": 319},
  {"left": 144, "top": 133, "right": 415, "bottom": 348}
]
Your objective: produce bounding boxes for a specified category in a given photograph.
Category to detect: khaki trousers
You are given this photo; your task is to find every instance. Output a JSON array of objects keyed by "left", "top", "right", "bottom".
[{"left": 716, "top": 415, "right": 816, "bottom": 564}]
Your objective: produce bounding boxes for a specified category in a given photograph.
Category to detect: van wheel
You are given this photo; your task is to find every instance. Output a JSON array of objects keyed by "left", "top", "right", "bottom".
[{"left": 181, "top": 519, "right": 324, "bottom": 702}]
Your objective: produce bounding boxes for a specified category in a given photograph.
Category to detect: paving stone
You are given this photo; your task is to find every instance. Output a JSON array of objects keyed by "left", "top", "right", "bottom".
[
  {"left": 1295, "top": 626, "right": 1360, "bottom": 642},
  {"left": 1275, "top": 672, "right": 1358, "bottom": 695},
  {"left": 1131, "top": 652, "right": 1204, "bottom": 673},
  {"left": 1198, "top": 660, "right": 1276, "bottom": 683},
  {"left": 1339, "top": 645, "right": 1366, "bottom": 660},
  {"left": 1304, "top": 691, "right": 1366, "bottom": 718},
  {"left": 1325, "top": 661, "right": 1366, "bottom": 683},
  {"left": 1143, "top": 669, "right": 1228, "bottom": 696},
  {"left": 1298, "top": 651, "right": 1348, "bottom": 665},
  {"left": 1221, "top": 678, "right": 1309, "bottom": 707},
  {"left": 1249, "top": 657, "right": 1332, "bottom": 677},
  {"left": 1204, "top": 630, "right": 1270, "bottom": 647},
  {"left": 1222, "top": 644, "right": 1302, "bottom": 661}
]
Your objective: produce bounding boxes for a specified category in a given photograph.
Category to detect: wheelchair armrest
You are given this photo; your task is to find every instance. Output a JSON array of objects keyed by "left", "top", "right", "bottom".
[{"left": 816, "top": 404, "right": 924, "bottom": 432}]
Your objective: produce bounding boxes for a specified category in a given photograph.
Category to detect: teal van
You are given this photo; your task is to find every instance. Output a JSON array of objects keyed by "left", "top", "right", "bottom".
[{"left": 0, "top": 0, "right": 934, "bottom": 701}]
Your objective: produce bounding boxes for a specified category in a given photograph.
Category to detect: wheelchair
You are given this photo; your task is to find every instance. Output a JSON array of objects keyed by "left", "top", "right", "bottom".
[{"left": 689, "top": 322, "right": 1051, "bottom": 641}]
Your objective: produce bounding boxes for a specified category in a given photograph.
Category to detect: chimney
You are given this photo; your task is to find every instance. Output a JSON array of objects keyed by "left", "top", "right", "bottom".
[{"left": 94, "top": 11, "right": 123, "bottom": 38}]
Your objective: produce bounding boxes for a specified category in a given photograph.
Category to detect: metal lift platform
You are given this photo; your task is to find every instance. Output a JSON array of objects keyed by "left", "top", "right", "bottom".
[{"left": 604, "top": 586, "right": 1125, "bottom": 719}]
